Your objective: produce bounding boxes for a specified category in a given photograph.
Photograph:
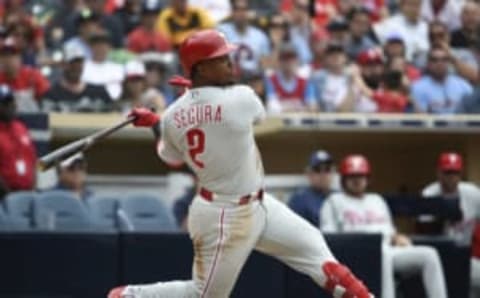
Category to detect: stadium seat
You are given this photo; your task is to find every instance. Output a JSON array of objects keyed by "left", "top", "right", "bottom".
[
  {"left": 87, "top": 196, "right": 119, "bottom": 230},
  {"left": 3, "top": 191, "right": 36, "bottom": 230},
  {"left": 33, "top": 190, "right": 95, "bottom": 232},
  {"left": 118, "top": 194, "right": 176, "bottom": 232}
]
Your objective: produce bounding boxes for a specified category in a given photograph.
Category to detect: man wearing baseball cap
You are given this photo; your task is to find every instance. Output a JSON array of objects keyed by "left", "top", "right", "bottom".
[
  {"left": 51, "top": 153, "right": 93, "bottom": 201},
  {"left": 0, "top": 37, "right": 49, "bottom": 112},
  {"left": 422, "top": 152, "right": 480, "bottom": 296},
  {"left": 288, "top": 150, "right": 337, "bottom": 227},
  {"left": 0, "top": 84, "right": 37, "bottom": 199},
  {"left": 265, "top": 43, "right": 318, "bottom": 113},
  {"left": 42, "top": 46, "right": 112, "bottom": 112},
  {"left": 322, "top": 154, "right": 448, "bottom": 298}
]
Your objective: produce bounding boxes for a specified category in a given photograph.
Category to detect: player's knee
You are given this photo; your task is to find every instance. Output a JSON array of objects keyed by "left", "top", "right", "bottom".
[{"left": 416, "top": 246, "right": 441, "bottom": 265}]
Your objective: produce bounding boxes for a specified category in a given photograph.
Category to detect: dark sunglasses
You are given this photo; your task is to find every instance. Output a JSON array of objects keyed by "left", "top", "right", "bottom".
[
  {"left": 312, "top": 164, "right": 332, "bottom": 173},
  {"left": 429, "top": 56, "right": 449, "bottom": 62},
  {"left": 441, "top": 170, "right": 460, "bottom": 175}
]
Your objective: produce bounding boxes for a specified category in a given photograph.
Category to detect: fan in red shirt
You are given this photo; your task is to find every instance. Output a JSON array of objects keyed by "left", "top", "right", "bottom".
[
  {"left": 0, "top": 84, "right": 36, "bottom": 198},
  {"left": 126, "top": 2, "right": 171, "bottom": 54},
  {"left": 0, "top": 37, "right": 49, "bottom": 112},
  {"left": 372, "top": 70, "right": 409, "bottom": 113},
  {"left": 309, "top": 29, "right": 330, "bottom": 75}
]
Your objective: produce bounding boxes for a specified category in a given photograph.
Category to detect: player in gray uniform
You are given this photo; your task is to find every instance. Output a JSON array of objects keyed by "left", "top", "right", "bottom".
[
  {"left": 321, "top": 154, "right": 447, "bottom": 298},
  {"left": 108, "top": 30, "right": 373, "bottom": 298}
]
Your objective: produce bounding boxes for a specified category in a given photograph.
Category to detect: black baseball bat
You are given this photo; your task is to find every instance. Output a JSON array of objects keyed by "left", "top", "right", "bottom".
[{"left": 38, "top": 116, "right": 136, "bottom": 171}]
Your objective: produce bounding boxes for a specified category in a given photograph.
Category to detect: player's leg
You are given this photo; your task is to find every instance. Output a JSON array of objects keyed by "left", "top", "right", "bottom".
[
  {"left": 380, "top": 246, "right": 396, "bottom": 298},
  {"left": 189, "top": 199, "right": 266, "bottom": 298},
  {"left": 471, "top": 257, "right": 480, "bottom": 298},
  {"left": 390, "top": 245, "right": 447, "bottom": 298},
  {"left": 109, "top": 197, "right": 266, "bottom": 298},
  {"left": 254, "top": 193, "right": 372, "bottom": 298}
]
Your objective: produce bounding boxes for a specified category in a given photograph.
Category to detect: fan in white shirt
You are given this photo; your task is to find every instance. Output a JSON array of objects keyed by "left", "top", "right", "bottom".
[
  {"left": 374, "top": 0, "right": 429, "bottom": 62},
  {"left": 81, "top": 31, "right": 125, "bottom": 100},
  {"left": 420, "top": 0, "right": 464, "bottom": 31},
  {"left": 321, "top": 154, "right": 448, "bottom": 298}
]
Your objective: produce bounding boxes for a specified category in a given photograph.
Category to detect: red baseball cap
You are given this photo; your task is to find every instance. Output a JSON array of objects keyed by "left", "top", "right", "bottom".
[
  {"left": 356, "top": 49, "right": 384, "bottom": 65},
  {"left": 437, "top": 152, "right": 463, "bottom": 172}
]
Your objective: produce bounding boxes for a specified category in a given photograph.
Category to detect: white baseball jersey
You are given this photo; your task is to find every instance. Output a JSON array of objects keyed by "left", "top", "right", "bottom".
[
  {"left": 321, "top": 192, "right": 396, "bottom": 243},
  {"left": 158, "top": 85, "right": 266, "bottom": 196},
  {"left": 422, "top": 181, "right": 480, "bottom": 237},
  {"left": 322, "top": 192, "right": 448, "bottom": 298}
]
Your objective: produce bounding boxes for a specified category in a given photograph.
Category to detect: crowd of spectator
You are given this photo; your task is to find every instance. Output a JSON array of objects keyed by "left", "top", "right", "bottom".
[{"left": 0, "top": 0, "right": 479, "bottom": 114}]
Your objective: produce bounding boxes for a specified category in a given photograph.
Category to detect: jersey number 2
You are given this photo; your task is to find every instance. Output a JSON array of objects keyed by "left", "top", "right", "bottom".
[{"left": 186, "top": 129, "right": 205, "bottom": 168}]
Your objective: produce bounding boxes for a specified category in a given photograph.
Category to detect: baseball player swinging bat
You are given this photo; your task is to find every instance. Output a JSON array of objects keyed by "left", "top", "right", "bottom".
[
  {"left": 37, "top": 116, "right": 136, "bottom": 171},
  {"left": 109, "top": 30, "right": 374, "bottom": 298}
]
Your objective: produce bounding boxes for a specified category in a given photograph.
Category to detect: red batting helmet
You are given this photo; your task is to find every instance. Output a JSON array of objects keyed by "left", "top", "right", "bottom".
[
  {"left": 179, "top": 29, "right": 237, "bottom": 78},
  {"left": 340, "top": 154, "right": 371, "bottom": 176},
  {"left": 437, "top": 152, "right": 463, "bottom": 172}
]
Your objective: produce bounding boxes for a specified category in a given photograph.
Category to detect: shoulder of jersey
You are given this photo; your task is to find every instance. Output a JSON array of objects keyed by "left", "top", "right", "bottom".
[
  {"left": 230, "top": 84, "right": 256, "bottom": 96},
  {"left": 365, "top": 193, "right": 386, "bottom": 202},
  {"left": 326, "top": 192, "right": 344, "bottom": 201},
  {"left": 459, "top": 181, "right": 480, "bottom": 193}
]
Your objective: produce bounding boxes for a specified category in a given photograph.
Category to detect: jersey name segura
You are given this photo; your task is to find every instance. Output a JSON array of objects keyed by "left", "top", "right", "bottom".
[{"left": 173, "top": 104, "right": 222, "bottom": 128}]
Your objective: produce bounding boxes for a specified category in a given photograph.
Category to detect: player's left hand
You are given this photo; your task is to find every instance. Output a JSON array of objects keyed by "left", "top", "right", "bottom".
[{"left": 128, "top": 108, "right": 160, "bottom": 127}]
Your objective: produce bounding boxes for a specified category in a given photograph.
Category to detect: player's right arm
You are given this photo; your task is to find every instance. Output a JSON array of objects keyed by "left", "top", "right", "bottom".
[
  {"left": 128, "top": 107, "right": 185, "bottom": 168},
  {"left": 156, "top": 120, "right": 185, "bottom": 168}
]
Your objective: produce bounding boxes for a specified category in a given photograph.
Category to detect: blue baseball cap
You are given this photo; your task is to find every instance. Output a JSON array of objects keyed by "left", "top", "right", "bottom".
[
  {"left": 386, "top": 33, "right": 404, "bottom": 43},
  {"left": 308, "top": 150, "right": 333, "bottom": 169}
]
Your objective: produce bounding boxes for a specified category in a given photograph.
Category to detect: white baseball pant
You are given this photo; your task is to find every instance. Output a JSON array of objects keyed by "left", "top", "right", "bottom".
[
  {"left": 382, "top": 245, "right": 447, "bottom": 298},
  {"left": 122, "top": 192, "right": 340, "bottom": 298},
  {"left": 471, "top": 257, "right": 480, "bottom": 298}
]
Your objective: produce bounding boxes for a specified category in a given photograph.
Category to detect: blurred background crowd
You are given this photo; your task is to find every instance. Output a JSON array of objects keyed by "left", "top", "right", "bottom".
[
  {"left": 1, "top": 0, "right": 480, "bottom": 115},
  {"left": 0, "top": 0, "right": 479, "bottom": 296}
]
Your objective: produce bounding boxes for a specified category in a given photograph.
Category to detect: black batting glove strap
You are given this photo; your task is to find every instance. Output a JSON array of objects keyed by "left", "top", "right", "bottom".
[{"left": 152, "top": 120, "right": 161, "bottom": 140}]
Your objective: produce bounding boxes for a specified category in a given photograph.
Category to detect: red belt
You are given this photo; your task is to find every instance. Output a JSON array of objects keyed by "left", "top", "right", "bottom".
[{"left": 199, "top": 187, "right": 264, "bottom": 205}]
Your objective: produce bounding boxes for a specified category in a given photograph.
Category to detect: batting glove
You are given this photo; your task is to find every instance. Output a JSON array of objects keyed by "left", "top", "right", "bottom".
[{"left": 128, "top": 108, "right": 160, "bottom": 127}]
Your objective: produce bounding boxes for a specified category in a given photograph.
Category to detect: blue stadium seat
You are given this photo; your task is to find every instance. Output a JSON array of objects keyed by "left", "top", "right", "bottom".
[
  {"left": 87, "top": 196, "right": 119, "bottom": 230},
  {"left": 33, "top": 190, "right": 94, "bottom": 232},
  {"left": 118, "top": 194, "right": 176, "bottom": 232},
  {"left": 3, "top": 191, "right": 35, "bottom": 230}
]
